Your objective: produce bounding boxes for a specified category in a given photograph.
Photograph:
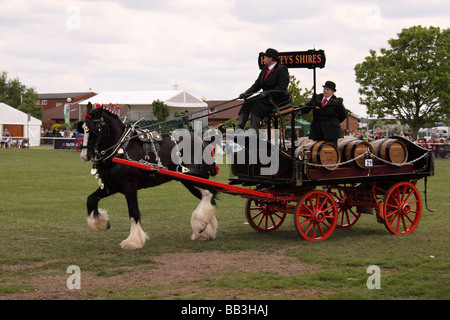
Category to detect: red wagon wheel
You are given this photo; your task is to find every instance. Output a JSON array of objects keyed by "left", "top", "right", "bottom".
[
  {"left": 74, "top": 135, "right": 84, "bottom": 152},
  {"left": 325, "top": 186, "right": 361, "bottom": 228},
  {"left": 383, "top": 181, "right": 422, "bottom": 234},
  {"left": 245, "top": 199, "right": 286, "bottom": 232},
  {"left": 294, "top": 190, "right": 338, "bottom": 241}
]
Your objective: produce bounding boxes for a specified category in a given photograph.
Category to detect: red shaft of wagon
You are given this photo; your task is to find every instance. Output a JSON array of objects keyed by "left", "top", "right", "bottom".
[{"left": 112, "top": 157, "right": 275, "bottom": 199}]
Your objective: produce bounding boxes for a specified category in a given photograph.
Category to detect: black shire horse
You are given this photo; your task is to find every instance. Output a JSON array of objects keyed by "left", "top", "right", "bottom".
[{"left": 79, "top": 102, "right": 218, "bottom": 250}]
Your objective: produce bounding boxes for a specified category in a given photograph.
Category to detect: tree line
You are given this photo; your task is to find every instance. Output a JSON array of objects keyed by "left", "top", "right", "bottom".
[
  {"left": 0, "top": 71, "right": 41, "bottom": 120},
  {"left": 1, "top": 25, "right": 448, "bottom": 141}
]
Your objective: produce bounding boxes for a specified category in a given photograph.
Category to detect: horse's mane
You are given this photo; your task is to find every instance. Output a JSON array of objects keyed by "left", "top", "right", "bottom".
[{"left": 87, "top": 104, "right": 124, "bottom": 126}]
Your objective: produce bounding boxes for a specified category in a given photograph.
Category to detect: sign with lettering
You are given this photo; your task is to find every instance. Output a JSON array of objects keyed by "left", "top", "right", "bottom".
[
  {"left": 258, "top": 49, "right": 326, "bottom": 69},
  {"left": 54, "top": 138, "right": 76, "bottom": 150}
]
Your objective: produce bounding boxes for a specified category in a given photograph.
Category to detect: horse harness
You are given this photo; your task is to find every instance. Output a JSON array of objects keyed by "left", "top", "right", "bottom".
[
  {"left": 86, "top": 119, "right": 203, "bottom": 177},
  {"left": 135, "top": 127, "right": 164, "bottom": 166}
]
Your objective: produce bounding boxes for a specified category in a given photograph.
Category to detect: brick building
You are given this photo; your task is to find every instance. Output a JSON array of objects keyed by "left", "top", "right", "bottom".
[
  {"left": 206, "top": 100, "right": 241, "bottom": 128},
  {"left": 38, "top": 91, "right": 97, "bottom": 124}
]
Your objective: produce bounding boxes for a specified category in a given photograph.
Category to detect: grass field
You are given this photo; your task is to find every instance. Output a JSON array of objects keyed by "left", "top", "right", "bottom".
[{"left": 0, "top": 147, "right": 449, "bottom": 301}]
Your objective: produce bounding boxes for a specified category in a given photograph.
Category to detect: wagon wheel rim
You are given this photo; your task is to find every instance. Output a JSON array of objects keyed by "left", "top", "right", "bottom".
[
  {"left": 325, "top": 186, "right": 361, "bottom": 228},
  {"left": 383, "top": 181, "right": 422, "bottom": 234},
  {"left": 245, "top": 198, "right": 286, "bottom": 232},
  {"left": 74, "top": 135, "right": 83, "bottom": 152},
  {"left": 294, "top": 190, "right": 338, "bottom": 241}
]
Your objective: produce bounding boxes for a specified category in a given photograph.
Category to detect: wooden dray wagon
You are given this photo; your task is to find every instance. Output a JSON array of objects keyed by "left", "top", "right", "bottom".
[{"left": 112, "top": 48, "right": 434, "bottom": 241}]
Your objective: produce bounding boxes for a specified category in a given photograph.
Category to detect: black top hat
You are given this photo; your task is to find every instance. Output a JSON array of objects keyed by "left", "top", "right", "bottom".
[
  {"left": 263, "top": 48, "right": 279, "bottom": 61},
  {"left": 323, "top": 81, "right": 337, "bottom": 91}
]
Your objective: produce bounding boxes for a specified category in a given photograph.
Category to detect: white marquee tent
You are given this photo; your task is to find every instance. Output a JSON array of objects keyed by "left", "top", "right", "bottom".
[
  {"left": 79, "top": 90, "right": 209, "bottom": 127},
  {"left": 0, "top": 103, "right": 42, "bottom": 146}
]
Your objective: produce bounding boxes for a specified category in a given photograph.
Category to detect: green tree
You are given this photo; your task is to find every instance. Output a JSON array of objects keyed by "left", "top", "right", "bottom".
[
  {"left": 288, "top": 74, "right": 313, "bottom": 122},
  {"left": 0, "top": 71, "right": 43, "bottom": 120},
  {"left": 19, "top": 88, "right": 41, "bottom": 120},
  {"left": 152, "top": 99, "right": 170, "bottom": 123},
  {"left": 354, "top": 26, "right": 449, "bottom": 140}
]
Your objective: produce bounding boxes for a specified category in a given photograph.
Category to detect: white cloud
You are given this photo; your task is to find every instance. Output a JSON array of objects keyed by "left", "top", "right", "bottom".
[{"left": 0, "top": 0, "right": 448, "bottom": 117}]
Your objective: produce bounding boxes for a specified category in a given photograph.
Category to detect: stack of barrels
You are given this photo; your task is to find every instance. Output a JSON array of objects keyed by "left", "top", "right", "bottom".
[{"left": 294, "top": 136, "right": 408, "bottom": 170}]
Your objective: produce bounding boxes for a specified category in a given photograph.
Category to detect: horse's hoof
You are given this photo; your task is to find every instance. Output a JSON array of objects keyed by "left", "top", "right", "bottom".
[
  {"left": 191, "top": 233, "right": 211, "bottom": 241},
  {"left": 87, "top": 209, "right": 110, "bottom": 231},
  {"left": 120, "top": 240, "right": 143, "bottom": 250}
]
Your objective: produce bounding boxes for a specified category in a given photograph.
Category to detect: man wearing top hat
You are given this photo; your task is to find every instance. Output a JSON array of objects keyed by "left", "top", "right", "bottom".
[
  {"left": 303, "top": 80, "right": 348, "bottom": 145},
  {"left": 237, "top": 48, "right": 290, "bottom": 130}
]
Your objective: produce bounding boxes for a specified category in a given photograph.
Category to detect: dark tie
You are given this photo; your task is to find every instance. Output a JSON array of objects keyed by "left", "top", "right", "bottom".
[
  {"left": 321, "top": 99, "right": 328, "bottom": 107},
  {"left": 264, "top": 68, "right": 270, "bottom": 81}
]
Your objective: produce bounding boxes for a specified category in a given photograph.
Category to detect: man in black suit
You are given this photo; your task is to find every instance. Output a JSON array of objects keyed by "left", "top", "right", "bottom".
[
  {"left": 303, "top": 81, "right": 348, "bottom": 145},
  {"left": 237, "top": 48, "right": 290, "bottom": 130}
]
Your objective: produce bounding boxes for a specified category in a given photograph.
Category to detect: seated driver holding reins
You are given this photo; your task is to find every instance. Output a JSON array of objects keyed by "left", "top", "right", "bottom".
[{"left": 237, "top": 48, "right": 290, "bottom": 131}]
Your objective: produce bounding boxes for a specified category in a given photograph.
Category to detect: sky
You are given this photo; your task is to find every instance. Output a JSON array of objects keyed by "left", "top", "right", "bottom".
[{"left": 0, "top": 0, "right": 449, "bottom": 117}]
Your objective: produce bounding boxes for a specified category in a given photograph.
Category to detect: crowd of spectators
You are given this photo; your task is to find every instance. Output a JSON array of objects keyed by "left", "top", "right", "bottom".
[
  {"left": 41, "top": 127, "right": 78, "bottom": 138},
  {"left": 341, "top": 127, "right": 448, "bottom": 158},
  {"left": 1, "top": 128, "right": 28, "bottom": 148}
]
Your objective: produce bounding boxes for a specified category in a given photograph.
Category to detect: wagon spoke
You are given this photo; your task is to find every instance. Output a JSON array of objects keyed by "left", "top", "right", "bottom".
[
  {"left": 322, "top": 204, "right": 334, "bottom": 213},
  {"left": 386, "top": 210, "right": 399, "bottom": 221},
  {"left": 328, "top": 186, "right": 361, "bottom": 229},
  {"left": 401, "top": 215, "right": 408, "bottom": 232},
  {"left": 256, "top": 213, "right": 266, "bottom": 229},
  {"left": 348, "top": 207, "right": 358, "bottom": 219},
  {"left": 386, "top": 202, "right": 398, "bottom": 210},
  {"left": 400, "top": 186, "right": 407, "bottom": 202},
  {"left": 298, "top": 217, "right": 313, "bottom": 229},
  {"left": 251, "top": 210, "right": 263, "bottom": 220},
  {"left": 268, "top": 214, "right": 277, "bottom": 228},
  {"left": 320, "top": 219, "right": 332, "bottom": 230},
  {"left": 340, "top": 208, "right": 349, "bottom": 226},
  {"left": 391, "top": 188, "right": 400, "bottom": 205},
  {"left": 298, "top": 204, "right": 314, "bottom": 216},
  {"left": 312, "top": 222, "right": 318, "bottom": 239},
  {"left": 404, "top": 212, "right": 415, "bottom": 225},
  {"left": 403, "top": 187, "right": 414, "bottom": 203},
  {"left": 318, "top": 195, "right": 328, "bottom": 211}
]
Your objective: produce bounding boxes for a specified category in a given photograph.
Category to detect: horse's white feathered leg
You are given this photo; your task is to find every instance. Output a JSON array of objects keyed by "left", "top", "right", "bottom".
[
  {"left": 120, "top": 218, "right": 149, "bottom": 250},
  {"left": 191, "top": 188, "right": 218, "bottom": 240},
  {"left": 80, "top": 130, "right": 89, "bottom": 161},
  {"left": 87, "top": 209, "right": 110, "bottom": 230}
]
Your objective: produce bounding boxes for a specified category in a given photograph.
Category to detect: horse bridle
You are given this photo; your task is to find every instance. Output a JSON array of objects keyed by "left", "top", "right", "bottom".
[
  {"left": 83, "top": 116, "right": 141, "bottom": 163},
  {"left": 79, "top": 119, "right": 103, "bottom": 151}
]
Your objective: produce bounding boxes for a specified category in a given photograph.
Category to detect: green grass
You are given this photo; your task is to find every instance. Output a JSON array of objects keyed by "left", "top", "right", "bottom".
[{"left": 0, "top": 147, "right": 449, "bottom": 300}]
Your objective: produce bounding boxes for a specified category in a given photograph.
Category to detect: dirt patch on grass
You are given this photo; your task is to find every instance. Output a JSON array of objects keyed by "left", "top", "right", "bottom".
[{"left": 0, "top": 250, "right": 320, "bottom": 300}]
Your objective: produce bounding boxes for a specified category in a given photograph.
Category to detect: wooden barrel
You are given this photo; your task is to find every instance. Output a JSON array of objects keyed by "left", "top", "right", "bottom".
[
  {"left": 338, "top": 138, "right": 373, "bottom": 169},
  {"left": 370, "top": 138, "right": 408, "bottom": 166},
  {"left": 295, "top": 137, "right": 312, "bottom": 148},
  {"left": 296, "top": 140, "right": 340, "bottom": 170}
]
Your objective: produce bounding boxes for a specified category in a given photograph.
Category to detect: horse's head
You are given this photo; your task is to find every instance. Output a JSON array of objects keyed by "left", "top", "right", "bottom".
[{"left": 80, "top": 102, "right": 125, "bottom": 162}]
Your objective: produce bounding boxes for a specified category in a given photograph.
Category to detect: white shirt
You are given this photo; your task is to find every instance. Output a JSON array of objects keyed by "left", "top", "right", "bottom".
[{"left": 267, "top": 62, "right": 277, "bottom": 71}]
